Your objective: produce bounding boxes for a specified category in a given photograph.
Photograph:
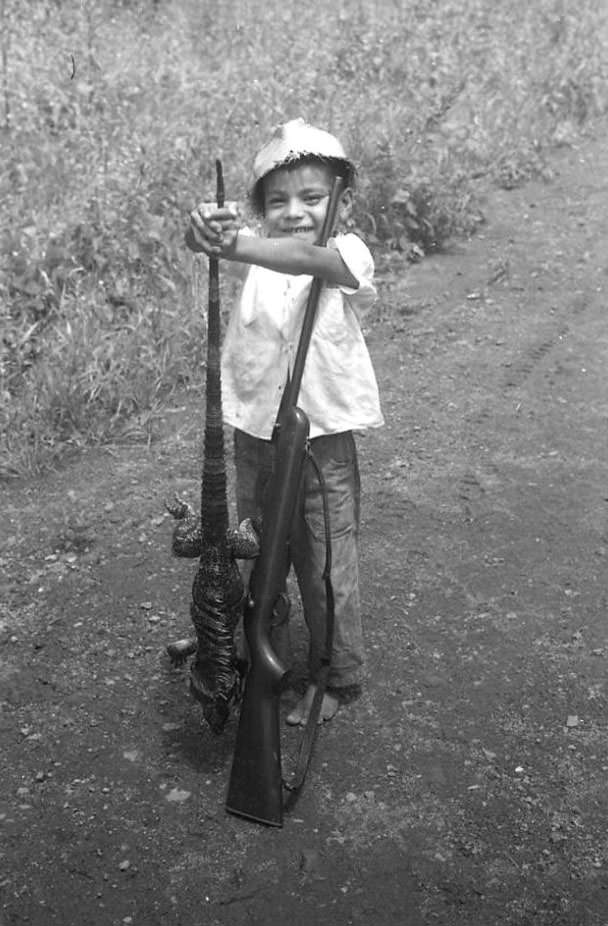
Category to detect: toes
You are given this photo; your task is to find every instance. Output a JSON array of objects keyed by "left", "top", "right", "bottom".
[
  {"left": 320, "top": 693, "right": 339, "bottom": 723},
  {"left": 286, "top": 706, "right": 305, "bottom": 726},
  {"left": 286, "top": 688, "right": 339, "bottom": 726},
  {"left": 286, "top": 688, "right": 315, "bottom": 726}
]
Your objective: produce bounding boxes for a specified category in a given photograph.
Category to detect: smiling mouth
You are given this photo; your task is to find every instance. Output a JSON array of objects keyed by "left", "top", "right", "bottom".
[{"left": 284, "top": 227, "right": 315, "bottom": 235}]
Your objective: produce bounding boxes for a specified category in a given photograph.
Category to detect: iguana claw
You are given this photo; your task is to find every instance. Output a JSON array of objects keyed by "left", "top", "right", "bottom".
[{"left": 166, "top": 637, "right": 197, "bottom": 666}]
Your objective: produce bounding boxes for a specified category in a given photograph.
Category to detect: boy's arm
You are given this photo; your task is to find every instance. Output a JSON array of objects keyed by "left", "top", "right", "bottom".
[
  {"left": 186, "top": 204, "right": 358, "bottom": 288},
  {"left": 225, "top": 234, "right": 359, "bottom": 288}
]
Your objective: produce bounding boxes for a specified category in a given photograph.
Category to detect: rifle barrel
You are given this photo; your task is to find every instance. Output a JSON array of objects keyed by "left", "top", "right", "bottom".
[{"left": 281, "top": 174, "right": 344, "bottom": 411}]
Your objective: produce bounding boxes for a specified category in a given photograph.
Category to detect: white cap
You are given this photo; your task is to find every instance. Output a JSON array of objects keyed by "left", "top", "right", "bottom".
[{"left": 252, "top": 118, "right": 353, "bottom": 183}]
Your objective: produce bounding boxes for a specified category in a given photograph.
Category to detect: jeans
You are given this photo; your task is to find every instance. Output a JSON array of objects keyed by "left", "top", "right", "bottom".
[{"left": 233, "top": 428, "right": 365, "bottom": 689}]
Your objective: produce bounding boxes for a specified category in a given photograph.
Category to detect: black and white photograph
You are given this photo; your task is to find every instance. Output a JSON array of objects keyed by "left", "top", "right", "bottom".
[{"left": 1, "top": 1, "right": 607, "bottom": 923}]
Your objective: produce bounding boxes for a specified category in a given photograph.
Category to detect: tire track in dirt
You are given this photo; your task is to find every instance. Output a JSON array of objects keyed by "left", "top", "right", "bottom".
[{"left": 498, "top": 289, "right": 590, "bottom": 393}]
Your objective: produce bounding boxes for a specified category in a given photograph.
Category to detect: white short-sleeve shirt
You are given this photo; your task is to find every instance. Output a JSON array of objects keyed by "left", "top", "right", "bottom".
[{"left": 220, "top": 233, "right": 384, "bottom": 439}]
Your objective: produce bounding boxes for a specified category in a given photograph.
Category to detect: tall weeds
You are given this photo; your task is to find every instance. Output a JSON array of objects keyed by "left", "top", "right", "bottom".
[{"left": 1, "top": 0, "right": 607, "bottom": 476}]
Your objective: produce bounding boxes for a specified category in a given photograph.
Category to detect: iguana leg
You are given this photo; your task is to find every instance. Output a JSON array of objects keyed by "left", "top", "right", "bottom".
[
  {"left": 166, "top": 496, "right": 202, "bottom": 558},
  {"left": 166, "top": 516, "right": 260, "bottom": 665},
  {"left": 166, "top": 637, "right": 197, "bottom": 666}
]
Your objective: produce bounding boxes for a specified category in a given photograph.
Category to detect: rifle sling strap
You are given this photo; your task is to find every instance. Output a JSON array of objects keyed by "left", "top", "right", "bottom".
[{"left": 283, "top": 445, "right": 335, "bottom": 800}]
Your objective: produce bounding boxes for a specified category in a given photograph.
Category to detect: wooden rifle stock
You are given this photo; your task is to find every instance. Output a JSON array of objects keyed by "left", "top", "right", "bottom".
[{"left": 225, "top": 175, "right": 345, "bottom": 826}]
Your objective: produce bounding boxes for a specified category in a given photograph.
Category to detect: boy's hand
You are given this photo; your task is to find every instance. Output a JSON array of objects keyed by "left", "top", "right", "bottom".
[{"left": 187, "top": 201, "right": 241, "bottom": 257}]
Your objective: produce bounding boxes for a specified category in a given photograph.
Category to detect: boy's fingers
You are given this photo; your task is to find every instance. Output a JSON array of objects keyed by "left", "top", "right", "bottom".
[
  {"left": 189, "top": 209, "right": 207, "bottom": 233},
  {"left": 195, "top": 203, "right": 238, "bottom": 221},
  {"left": 190, "top": 211, "right": 221, "bottom": 242},
  {"left": 188, "top": 200, "right": 240, "bottom": 258}
]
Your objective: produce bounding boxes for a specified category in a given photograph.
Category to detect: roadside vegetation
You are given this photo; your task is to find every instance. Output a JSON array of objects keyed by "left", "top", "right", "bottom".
[{"left": 1, "top": 0, "right": 607, "bottom": 477}]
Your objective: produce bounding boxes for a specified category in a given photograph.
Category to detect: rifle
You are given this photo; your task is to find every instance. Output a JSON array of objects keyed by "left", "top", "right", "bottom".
[{"left": 225, "top": 175, "right": 345, "bottom": 826}]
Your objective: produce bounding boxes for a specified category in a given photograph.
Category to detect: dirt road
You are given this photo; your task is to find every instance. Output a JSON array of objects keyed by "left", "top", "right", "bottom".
[{"left": 1, "top": 125, "right": 607, "bottom": 925}]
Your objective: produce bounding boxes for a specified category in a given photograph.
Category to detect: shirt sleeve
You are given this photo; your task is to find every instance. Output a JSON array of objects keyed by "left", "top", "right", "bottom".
[{"left": 328, "top": 233, "right": 377, "bottom": 317}]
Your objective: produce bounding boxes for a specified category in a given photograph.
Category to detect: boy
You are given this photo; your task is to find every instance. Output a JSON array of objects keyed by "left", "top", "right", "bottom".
[{"left": 186, "top": 118, "right": 383, "bottom": 724}]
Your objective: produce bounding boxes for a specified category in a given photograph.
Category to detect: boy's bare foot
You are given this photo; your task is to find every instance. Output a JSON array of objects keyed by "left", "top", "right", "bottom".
[{"left": 286, "top": 684, "right": 339, "bottom": 726}]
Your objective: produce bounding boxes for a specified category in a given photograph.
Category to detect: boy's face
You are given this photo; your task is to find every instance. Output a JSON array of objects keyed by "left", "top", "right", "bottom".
[{"left": 262, "top": 163, "right": 351, "bottom": 244}]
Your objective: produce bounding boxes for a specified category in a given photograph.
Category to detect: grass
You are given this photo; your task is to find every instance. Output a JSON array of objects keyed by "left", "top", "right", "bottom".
[{"left": 1, "top": 0, "right": 607, "bottom": 477}]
